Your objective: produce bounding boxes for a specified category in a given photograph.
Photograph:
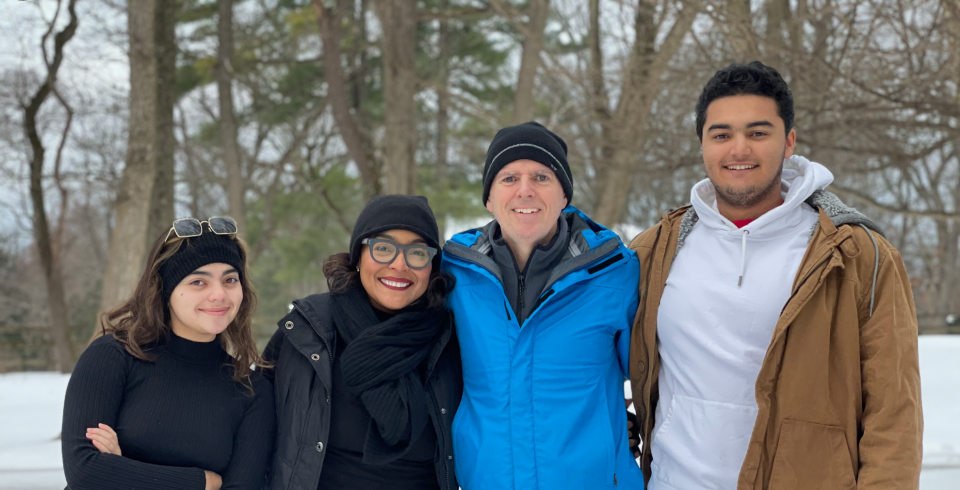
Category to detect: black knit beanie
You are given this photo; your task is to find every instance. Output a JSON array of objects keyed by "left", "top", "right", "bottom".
[
  {"left": 481, "top": 121, "right": 573, "bottom": 205},
  {"left": 159, "top": 231, "right": 244, "bottom": 302},
  {"left": 349, "top": 195, "right": 441, "bottom": 268}
]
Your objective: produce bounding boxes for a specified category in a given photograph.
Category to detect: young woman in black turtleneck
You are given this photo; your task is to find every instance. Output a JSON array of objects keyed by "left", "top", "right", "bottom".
[
  {"left": 262, "top": 195, "right": 462, "bottom": 490},
  {"left": 61, "top": 218, "right": 275, "bottom": 490}
]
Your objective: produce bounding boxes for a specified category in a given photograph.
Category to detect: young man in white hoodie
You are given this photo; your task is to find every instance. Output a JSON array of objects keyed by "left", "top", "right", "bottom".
[{"left": 628, "top": 62, "right": 922, "bottom": 489}]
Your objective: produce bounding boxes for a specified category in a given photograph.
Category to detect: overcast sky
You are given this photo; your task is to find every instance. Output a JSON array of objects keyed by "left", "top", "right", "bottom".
[{"left": 0, "top": 1, "right": 128, "bottom": 245}]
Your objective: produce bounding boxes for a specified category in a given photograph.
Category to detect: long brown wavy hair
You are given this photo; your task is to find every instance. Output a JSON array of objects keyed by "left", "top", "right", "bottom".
[{"left": 98, "top": 228, "right": 268, "bottom": 392}]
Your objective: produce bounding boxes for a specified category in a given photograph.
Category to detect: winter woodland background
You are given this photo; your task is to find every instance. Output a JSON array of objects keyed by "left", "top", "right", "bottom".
[
  {"left": 2, "top": 0, "right": 960, "bottom": 370},
  {"left": 0, "top": 0, "right": 959, "bottom": 486}
]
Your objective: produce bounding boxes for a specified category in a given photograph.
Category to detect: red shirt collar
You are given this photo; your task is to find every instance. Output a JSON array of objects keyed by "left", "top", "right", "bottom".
[{"left": 729, "top": 201, "right": 785, "bottom": 229}]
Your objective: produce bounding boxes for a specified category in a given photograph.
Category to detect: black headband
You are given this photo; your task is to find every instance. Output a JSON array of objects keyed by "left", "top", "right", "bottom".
[{"left": 159, "top": 232, "right": 244, "bottom": 302}]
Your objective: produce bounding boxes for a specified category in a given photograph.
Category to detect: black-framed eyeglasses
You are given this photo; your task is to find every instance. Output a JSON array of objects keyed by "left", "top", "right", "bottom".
[
  {"left": 361, "top": 238, "right": 437, "bottom": 270},
  {"left": 164, "top": 217, "right": 237, "bottom": 242}
]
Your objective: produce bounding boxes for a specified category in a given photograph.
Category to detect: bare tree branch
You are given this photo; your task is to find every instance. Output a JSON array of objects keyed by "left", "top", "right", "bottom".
[
  {"left": 313, "top": 0, "right": 380, "bottom": 199},
  {"left": 22, "top": 0, "right": 80, "bottom": 373},
  {"left": 830, "top": 184, "right": 960, "bottom": 221}
]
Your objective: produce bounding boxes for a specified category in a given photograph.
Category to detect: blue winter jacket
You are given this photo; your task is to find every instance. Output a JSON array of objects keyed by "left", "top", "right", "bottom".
[{"left": 442, "top": 206, "right": 644, "bottom": 490}]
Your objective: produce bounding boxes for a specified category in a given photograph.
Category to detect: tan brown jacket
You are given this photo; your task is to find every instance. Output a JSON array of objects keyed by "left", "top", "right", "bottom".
[{"left": 628, "top": 190, "right": 922, "bottom": 489}]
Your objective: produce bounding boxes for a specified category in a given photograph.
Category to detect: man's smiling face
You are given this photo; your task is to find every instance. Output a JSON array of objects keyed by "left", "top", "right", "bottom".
[
  {"left": 701, "top": 94, "right": 796, "bottom": 210},
  {"left": 485, "top": 159, "right": 568, "bottom": 247}
]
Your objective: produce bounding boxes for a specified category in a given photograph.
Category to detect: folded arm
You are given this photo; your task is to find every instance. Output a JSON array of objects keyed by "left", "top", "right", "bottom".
[{"left": 61, "top": 340, "right": 207, "bottom": 490}]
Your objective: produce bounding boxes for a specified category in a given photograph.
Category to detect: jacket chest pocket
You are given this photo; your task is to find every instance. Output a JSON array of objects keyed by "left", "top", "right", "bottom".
[{"left": 768, "top": 419, "right": 856, "bottom": 490}]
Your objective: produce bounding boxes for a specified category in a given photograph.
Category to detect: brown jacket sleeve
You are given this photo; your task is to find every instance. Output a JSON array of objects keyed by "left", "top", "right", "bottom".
[{"left": 856, "top": 238, "right": 923, "bottom": 489}]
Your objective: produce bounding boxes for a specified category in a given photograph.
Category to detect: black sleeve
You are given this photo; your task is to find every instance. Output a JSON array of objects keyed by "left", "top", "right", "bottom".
[
  {"left": 61, "top": 337, "right": 206, "bottom": 490},
  {"left": 260, "top": 327, "right": 285, "bottom": 385},
  {"left": 220, "top": 375, "right": 277, "bottom": 490}
]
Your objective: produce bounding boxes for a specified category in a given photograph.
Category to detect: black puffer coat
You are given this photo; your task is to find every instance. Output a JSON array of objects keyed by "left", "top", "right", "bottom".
[{"left": 261, "top": 293, "right": 462, "bottom": 490}]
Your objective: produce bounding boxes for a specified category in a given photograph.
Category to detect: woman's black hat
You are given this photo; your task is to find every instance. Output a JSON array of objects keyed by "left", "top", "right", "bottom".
[{"left": 349, "top": 195, "right": 441, "bottom": 268}]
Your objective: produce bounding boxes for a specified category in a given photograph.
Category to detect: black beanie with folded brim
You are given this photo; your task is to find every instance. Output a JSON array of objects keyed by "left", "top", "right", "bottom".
[
  {"left": 349, "top": 195, "right": 441, "bottom": 268},
  {"left": 481, "top": 121, "right": 573, "bottom": 205}
]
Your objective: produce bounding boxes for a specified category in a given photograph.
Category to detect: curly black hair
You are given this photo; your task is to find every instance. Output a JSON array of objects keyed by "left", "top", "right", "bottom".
[{"left": 695, "top": 61, "right": 794, "bottom": 141}]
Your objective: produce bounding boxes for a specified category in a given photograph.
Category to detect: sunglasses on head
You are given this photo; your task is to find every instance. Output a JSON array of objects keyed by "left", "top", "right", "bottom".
[{"left": 164, "top": 217, "right": 237, "bottom": 242}]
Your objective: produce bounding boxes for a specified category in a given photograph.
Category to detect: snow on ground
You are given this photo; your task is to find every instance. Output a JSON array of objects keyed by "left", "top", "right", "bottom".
[
  {"left": 918, "top": 336, "right": 960, "bottom": 489},
  {"left": 0, "top": 372, "right": 69, "bottom": 489},
  {"left": 1, "top": 336, "right": 958, "bottom": 489}
]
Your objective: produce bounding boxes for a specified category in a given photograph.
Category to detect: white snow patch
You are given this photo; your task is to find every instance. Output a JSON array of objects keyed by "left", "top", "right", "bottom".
[
  {"left": 0, "top": 372, "right": 69, "bottom": 489},
  {"left": 919, "top": 336, "right": 960, "bottom": 487},
  {"left": 1, "top": 336, "right": 958, "bottom": 489}
]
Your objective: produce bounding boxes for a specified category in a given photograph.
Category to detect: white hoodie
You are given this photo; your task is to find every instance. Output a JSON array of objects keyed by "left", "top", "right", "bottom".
[{"left": 648, "top": 156, "right": 834, "bottom": 490}]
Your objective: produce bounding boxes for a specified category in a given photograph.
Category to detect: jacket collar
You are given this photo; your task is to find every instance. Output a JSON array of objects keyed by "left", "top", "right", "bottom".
[
  {"left": 673, "top": 189, "right": 883, "bottom": 257},
  {"left": 285, "top": 292, "right": 455, "bottom": 383},
  {"left": 444, "top": 206, "right": 624, "bottom": 288},
  {"left": 806, "top": 189, "right": 884, "bottom": 237},
  {"left": 449, "top": 205, "right": 618, "bottom": 257},
  {"left": 289, "top": 293, "right": 336, "bottom": 343},
  {"left": 489, "top": 216, "right": 569, "bottom": 274}
]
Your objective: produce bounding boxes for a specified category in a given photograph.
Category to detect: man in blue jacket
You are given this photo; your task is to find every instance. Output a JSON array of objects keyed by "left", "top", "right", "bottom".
[{"left": 442, "top": 121, "right": 643, "bottom": 489}]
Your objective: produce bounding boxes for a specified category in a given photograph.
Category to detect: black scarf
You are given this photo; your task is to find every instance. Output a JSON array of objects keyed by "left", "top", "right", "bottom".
[{"left": 331, "top": 286, "right": 453, "bottom": 464}]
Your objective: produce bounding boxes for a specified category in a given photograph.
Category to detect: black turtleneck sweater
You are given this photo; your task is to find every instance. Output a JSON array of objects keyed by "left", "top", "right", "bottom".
[{"left": 61, "top": 333, "right": 275, "bottom": 490}]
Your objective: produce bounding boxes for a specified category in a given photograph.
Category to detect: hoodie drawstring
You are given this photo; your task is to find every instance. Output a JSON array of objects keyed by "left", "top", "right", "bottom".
[{"left": 738, "top": 229, "right": 749, "bottom": 287}]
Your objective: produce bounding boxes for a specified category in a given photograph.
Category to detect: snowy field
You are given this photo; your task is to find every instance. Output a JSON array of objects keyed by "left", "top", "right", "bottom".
[{"left": 1, "top": 336, "right": 958, "bottom": 489}]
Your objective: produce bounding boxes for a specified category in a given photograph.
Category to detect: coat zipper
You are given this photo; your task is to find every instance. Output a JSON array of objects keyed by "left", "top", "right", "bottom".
[
  {"left": 517, "top": 274, "right": 525, "bottom": 321},
  {"left": 427, "top": 388, "right": 451, "bottom": 489}
]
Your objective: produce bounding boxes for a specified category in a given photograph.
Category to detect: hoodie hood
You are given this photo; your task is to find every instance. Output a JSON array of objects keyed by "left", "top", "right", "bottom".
[
  {"left": 689, "top": 155, "right": 833, "bottom": 287},
  {"left": 691, "top": 155, "right": 834, "bottom": 236}
]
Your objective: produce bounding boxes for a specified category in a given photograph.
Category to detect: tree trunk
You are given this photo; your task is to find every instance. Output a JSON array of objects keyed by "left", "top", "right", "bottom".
[
  {"left": 591, "top": 1, "right": 698, "bottom": 227},
  {"left": 22, "top": 0, "right": 79, "bottom": 372},
  {"left": 588, "top": 0, "right": 610, "bottom": 120},
  {"left": 350, "top": 0, "right": 371, "bottom": 129},
  {"left": 436, "top": 0, "right": 450, "bottom": 182},
  {"left": 511, "top": 0, "right": 549, "bottom": 124},
  {"left": 148, "top": 0, "right": 177, "bottom": 242},
  {"left": 376, "top": 0, "right": 419, "bottom": 195},
  {"left": 217, "top": 0, "right": 246, "bottom": 236},
  {"left": 98, "top": 0, "right": 172, "bottom": 317},
  {"left": 763, "top": 0, "right": 790, "bottom": 52},
  {"left": 934, "top": 213, "right": 959, "bottom": 318},
  {"left": 314, "top": 0, "right": 380, "bottom": 200},
  {"left": 726, "top": 0, "right": 760, "bottom": 62}
]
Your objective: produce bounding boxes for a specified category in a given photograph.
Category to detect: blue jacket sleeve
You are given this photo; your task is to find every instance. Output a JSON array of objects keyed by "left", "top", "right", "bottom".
[{"left": 617, "top": 253, "right": 641, "bottom": 379}]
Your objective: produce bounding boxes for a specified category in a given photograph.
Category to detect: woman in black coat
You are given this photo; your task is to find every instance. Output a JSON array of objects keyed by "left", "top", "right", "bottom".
[{"left": 262, "top": 195, "right": 462, "bottom": 490}]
